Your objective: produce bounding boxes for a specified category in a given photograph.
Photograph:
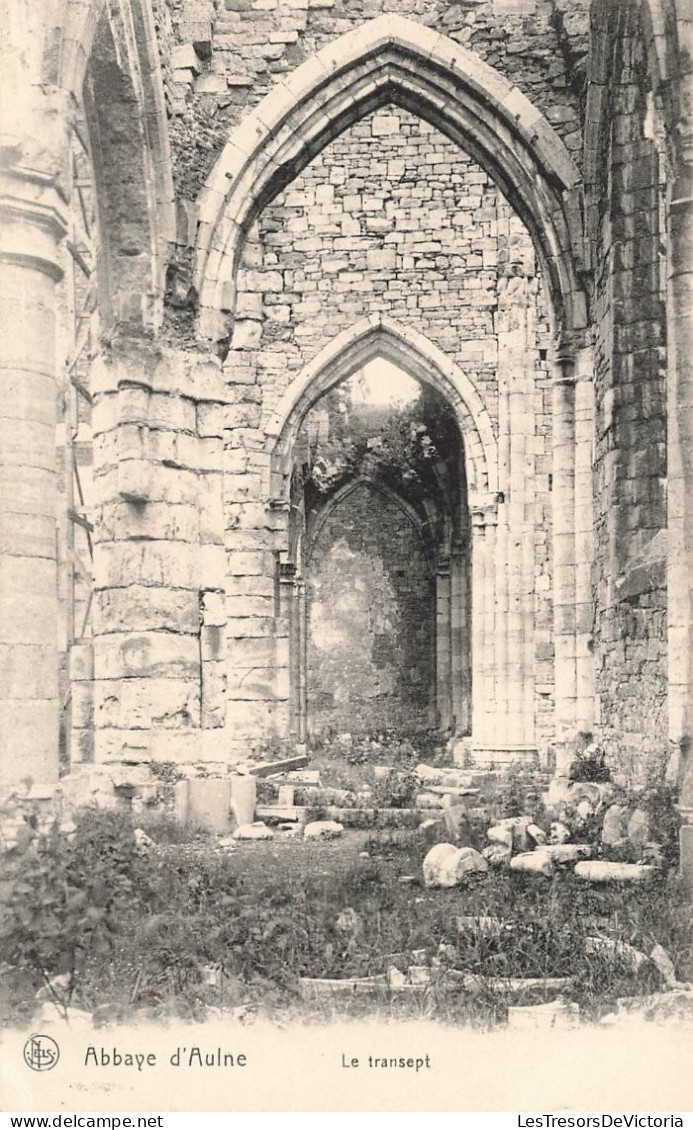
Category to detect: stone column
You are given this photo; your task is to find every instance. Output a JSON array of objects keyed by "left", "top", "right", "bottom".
[
  {"left": 496, "top": 279, "right": 537, "bottom": 751},
  {"left": 574, "top": 351, "right": 596, "bottom": 734},
  {"left": 90, "top": 342, "right": 215, "bottom": 773},
  {"left": 470, "top": 504, "right": 498, "bottom": 750},
  {"left": 281, "top": 567, "right": 298, "bottom": 741},
  {"left": 435, "top": 560, "right": 452, "bottom": 731},
  {"left": 669, "top": 139, "right": 693, "bottom": 882},
  {"left": 0, "top": 171, "right": 66, "bottom": 789},
  {"left": 450, "top": 544, "right": 470, "bottom": 734},
  {"left": 297, "top": 579, "right": 308, "bottom": 744},
  {"left": 551, "top": 342, "right": 578, "bottom": 778}
]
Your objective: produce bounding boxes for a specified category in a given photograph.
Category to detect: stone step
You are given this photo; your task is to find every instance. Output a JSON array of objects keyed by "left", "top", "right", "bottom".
[{"left": 255, "top": 804, "right": 421, "bottom": 829}]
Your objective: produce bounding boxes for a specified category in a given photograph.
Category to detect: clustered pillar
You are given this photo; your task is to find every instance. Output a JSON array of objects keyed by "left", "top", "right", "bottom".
[
  {"left": 0, "top": 171, "right": 66, "bottom": 789},
  {"left": 669, "top": 142, "right": 693, "bottom": 882},
  {"left": 551, "top": 344, "right": 578, "bottom": 778}
]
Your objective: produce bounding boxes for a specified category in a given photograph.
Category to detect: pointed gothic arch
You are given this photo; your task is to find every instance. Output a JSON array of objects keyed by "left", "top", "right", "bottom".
[
  {"left": 195, "top": 14, "right": 586, "bottom": 344},
  {"left": 266, "top": 314, "right": 498, "bottom": 511}
]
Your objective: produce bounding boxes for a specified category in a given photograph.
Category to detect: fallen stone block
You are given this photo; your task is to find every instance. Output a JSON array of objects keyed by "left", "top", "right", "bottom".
[
  {"left": 527, "top": 822, "right": 547, "bottom": 846},
  {"left": 423, "top": 843, "right": 488, "bottom": 888},
  {"left": 585, "top": 935, "right": 648, "bottom": 970},
  {"left": 600, "top": 989, "right": 693, "bottom": 1026},
  {"left": 507, "top": 998, "right": 580, "bottom": 1030},
  {"left": 303, "top": 820, "right": 343, "bottom": 840},
  {"left": 649, "top": 944, "right": 678, "bottom": 985},
  {"left": 285, "top": 770, "right": 320, "bottom": 784},
  {"left": 455, "top": 916, "right": 505, "bottom": 937},
  {"left": 297, "top": 786, "right": 353, "bottom": 806},
  {"left": 416, "top": 792, "right": 446, "bottom": 809},
  {"left": 416, "top": 763, "right": 473, "bottom": 787},
  {"left": 37, "top": 1002, "right": 93, "bottom": 1029},
  {"left": 408, "top": 965, "right": 430, "bottom": 985},
  {"left": 447, "top": 972, "right": 570, "bottom": 995},
  {"left": 509, "top": 850, "right": 555, "bottom": 876},
  {"left": 425, "top": 784, "right": 480, "bottom": 798},
  {"left": 549, "top": 821, "right": 571, "bottom": 844},
  {"left": 133, "top": 828, "right": 155, "bottom": 852},
  {"left": 184, "top": 778, "right": 234, "bottom": 834},
  {"left": 230, "top": 775, "right": 256, "bottom": 827},
  {"left": 574, "top": 861, "right": 655, "bottom": 882},
  {"left": 298, "top": 976, "right": 387, "bottom": 1002},
  {"left": 627, "top": 807, "right": 651, "bottom": 846},
  {"left": 374, "top": 765, "right": 395, "bottom": 780},
  {"left": 255, "top": 804, "right": 303, "bottom": 823},
  {"left": 482, "top": 843, "right": 512, "bottom": 866},
  {"left": 248, "top": 754, "right": 309, "bottom": 778},
  {"left": 487, "top": 824, "right": 513, "bottom": 848},
  {"left": 442, "top": 801, "right": 471, "bottom": 843},
  {"left": 418, "top": 817, "right": 445, "bottom": 845},
  {"left": 277, "top": 785, "right": 295, "bottom": 806},
  {"left": 565, "top": 781, "right": 616, "bottom": 810},
  {"left": 601, "top": 803, "right": 631, "bottom": 846},
  {"left": 232, "top": 822, "right": 273, "bottom": 841},
  {"left": 543, "top": 843, "right": 592, "bottom": 864},
  {"left": 387, "top": 966, "right": 408, "bottom": 988}
]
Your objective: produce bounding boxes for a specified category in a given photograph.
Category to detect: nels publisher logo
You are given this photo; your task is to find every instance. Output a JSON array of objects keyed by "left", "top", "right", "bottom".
[{"left": 23, "top": 1034, "right": 60, "bottom": 1072}]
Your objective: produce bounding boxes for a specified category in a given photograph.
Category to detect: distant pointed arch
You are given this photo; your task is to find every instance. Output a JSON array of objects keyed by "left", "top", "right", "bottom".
[
  {"left": 306, "top": 475, "right": 436, "bottom": 567},
  {"left": 196, "top": 14, "right": 586, "bottom": 344},
  {"left": 266, "top": 314, "right": 498, "bottom": 508}
]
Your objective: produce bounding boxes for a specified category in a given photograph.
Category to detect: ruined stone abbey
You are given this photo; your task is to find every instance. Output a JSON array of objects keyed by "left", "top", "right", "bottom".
[{"left": 1, "top": 0, "right": 692, "bottom": 869}]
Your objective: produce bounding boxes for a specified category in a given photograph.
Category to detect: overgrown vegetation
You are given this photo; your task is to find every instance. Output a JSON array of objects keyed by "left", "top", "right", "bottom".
[{"left": 1, "top": 799, "right": 690, "bottom": 1029}]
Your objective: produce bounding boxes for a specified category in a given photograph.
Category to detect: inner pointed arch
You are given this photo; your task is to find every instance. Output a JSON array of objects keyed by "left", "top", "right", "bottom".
[{"left": 267, "top": 314, "right": 498, "bottom": 506}]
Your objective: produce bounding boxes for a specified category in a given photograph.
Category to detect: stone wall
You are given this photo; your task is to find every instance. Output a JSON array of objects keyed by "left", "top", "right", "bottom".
[
  {"left": 222, "top": 104, "right": 555, "bottom": 756},
  {"left": 590, "top": 0, "right": 669, "bottom": 785},
  {"left": 160, "top": 0, "right": 588, "bottom": 205},
  {"left": 306, "top": 481, "right": 435, "bottom": 735},
  {"left": 245, "top": 108, "right": 523, "bottom": 425}
]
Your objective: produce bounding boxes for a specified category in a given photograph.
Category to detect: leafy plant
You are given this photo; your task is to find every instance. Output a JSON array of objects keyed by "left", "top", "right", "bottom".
[
  {"left": 370, "top": 769, "right": 418, "bottom": 809},
  {"left": 0, "top": 806, "right": 167, "bottom": 1019}
]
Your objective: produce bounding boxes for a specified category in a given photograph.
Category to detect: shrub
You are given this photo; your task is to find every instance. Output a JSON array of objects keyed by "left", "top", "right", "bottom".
[
  {"left": 370, "top": 769, "right": 418, "bottom": 809},
  {"left": 0, "top": 806, "right": 170, "bottom": 1019}
]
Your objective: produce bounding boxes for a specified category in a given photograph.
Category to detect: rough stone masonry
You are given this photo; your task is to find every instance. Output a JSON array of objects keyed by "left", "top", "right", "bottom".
[{"left": 0, "top": 0, "right": 692, "bottom": 874}]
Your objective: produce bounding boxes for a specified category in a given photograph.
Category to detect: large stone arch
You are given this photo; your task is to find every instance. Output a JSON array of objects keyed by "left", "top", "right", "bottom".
[
  {"left": 64, "top": 0, "right": 175, "bottom": 330},
  {"left": 266, "top": 314, "right": 498, "bottom": 511},
  {"left": 195, "top": 13, "right": 587, "bottom": 347}
]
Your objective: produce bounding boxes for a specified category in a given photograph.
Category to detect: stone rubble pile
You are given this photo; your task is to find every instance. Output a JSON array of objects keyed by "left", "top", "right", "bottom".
[{"left": 415, "top": 755, "right": 667, "bottom": 885}]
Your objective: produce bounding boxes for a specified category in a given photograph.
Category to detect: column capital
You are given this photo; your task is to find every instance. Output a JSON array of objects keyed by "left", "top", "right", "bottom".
[
  {"left": 469, "top": 492, "right": 499, "bottom": 529},
  {"left": 471, "top": 506, "right": 498, "bottom": 530},
  {"left": 673, "top": 109, "right": 693, "bottom": 179},
  {"left": 0, "top": 169, "right": 67, "bottom": 281}
]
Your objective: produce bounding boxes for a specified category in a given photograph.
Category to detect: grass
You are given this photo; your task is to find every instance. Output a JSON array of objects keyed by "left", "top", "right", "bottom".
[{"left": 2, "top": 807, "right": 690, "bottom": 1030}]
